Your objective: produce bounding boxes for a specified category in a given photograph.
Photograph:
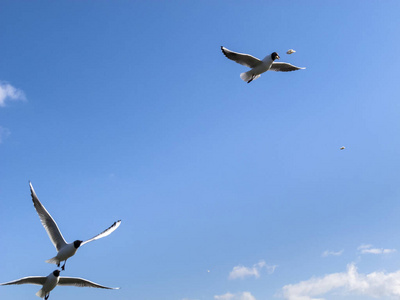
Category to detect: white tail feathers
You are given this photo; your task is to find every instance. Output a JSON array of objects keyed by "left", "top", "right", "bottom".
[
  {"left": 240, "top": 72, "right": 251, "bottom": 82},
  {"left": 45, "top": 257, "right": 59, "bottom": 265},
  {"left": 240, "top": 72, "right": 260, "bottom": 83},
  {"left": 36, "top": 288, "right": 46, "bottom": 298}
]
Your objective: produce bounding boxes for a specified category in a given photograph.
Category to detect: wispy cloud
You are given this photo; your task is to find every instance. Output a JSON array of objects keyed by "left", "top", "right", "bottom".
[
  {"left": 321, "top": 249, "right": 344, "bottom": 257},
  {"left": 281, "top": 263, "right": 400, "bottom": 300},
  {"left": 0, "top": 82, "right": 26, "bottom": 107},
  {"left": 214, "top": 292, "right": 256, "bottom": 300},
  {"left": 228, "top": 260, "right": 277, "bottom": 280},
  {"left": 358, "top": 244, "right": 396, "bottom": 254},
  {"left": 0, "top": 127, "right": 11, "bottom": 143}
]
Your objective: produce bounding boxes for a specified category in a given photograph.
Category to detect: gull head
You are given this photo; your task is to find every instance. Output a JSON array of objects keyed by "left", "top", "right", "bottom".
[
  {"left": 271, "top": 52, "right": 280, "bottom": 60},
  {"left": 53, "top": 270, "right": 60, "bottom": 277},
  {"left": 74, "top": 240, "right": 83, "bottom": 249}
]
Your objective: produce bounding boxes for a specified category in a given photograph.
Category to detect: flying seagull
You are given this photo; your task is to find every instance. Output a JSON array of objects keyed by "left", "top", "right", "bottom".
[
  {"left": 286, "top": 49, "right": 296, "bottom": 54},
  {"left": 0, "top": 270, "right": 119, "bottom": 299},
  {"left": 221, "top": 46, "right": 305, "bottom": 83},
  {"left": 30, "top": 182, "right": 121, "bottom": 270}
]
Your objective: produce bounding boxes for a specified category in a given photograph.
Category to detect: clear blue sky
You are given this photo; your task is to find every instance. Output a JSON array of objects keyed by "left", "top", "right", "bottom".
[{"left": 1, "top": 1, "right": 400, "bottom": 299}]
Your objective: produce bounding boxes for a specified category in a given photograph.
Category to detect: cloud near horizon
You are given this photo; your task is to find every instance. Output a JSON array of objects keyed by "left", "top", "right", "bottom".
[
  {"left": 214, "top": 292, "right": 256, "bottom": 300},
  {"left": 321, "top": 249, "right": 344, "bottom": 257},
  {"left": 228, "top": 260, "right": 277, "bottom": 280},
  {"left": 0, "top": 82, "right": 26, "bottom": 107},
  {"left": 358, "top": 244, "right": 396, "bottom": 255},
  {"left": 280, "top": 263, "right": 400, "bottom": 300}
]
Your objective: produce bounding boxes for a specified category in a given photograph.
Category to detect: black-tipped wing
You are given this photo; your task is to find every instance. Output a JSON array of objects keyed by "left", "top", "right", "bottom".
[
  {"left": 221, "top": 46, "right": 262, "bottom": 68},
  {"left": 270, "top": 62, "right": 305, "bottom": 72},
  {"left": 81, "top": 220, "right": 121, "bottom": 246},
  {"left": 30, "top": 182, "right": 67, "bottom": 251},
  {"left": 0, "top": 276, "right": 46, "bottom": 286},
  {"left": 58, "top": 277, "right": 119, "bottom": 289}
]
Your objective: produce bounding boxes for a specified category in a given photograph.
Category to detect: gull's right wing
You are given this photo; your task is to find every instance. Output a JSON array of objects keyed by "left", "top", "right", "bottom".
[
  {"left": 0, "top": 276, "right": 46, "bottom": 286},
  {"left": 30, "top": 182, "right": 67, "bottom": 251},
  {"left": 221, "top": 46, "right": 262, "bottom": 68}
]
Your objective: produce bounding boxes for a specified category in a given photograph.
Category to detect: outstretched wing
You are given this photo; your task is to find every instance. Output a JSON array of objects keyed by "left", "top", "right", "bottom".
[
  {"left": 270, "top": 62, "right": 305, "bottom": 72},
  {"left": 81, "top": 220, "right": 121, "bottom": 246},
  {"left": 58, "top": 277, "right": 119, "bottom": 289},
  {"left": 0, "top": 276, "right": 46, "bottom": 286},
  {"left": 221, "top": 46, "right": 262, "bottom": 68},
  {"left": 30, "top": 182, "right": 67, "bottom": 251}
]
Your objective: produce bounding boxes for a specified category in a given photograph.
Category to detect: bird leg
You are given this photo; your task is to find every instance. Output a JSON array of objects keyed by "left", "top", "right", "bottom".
[
  {"left": 61, "top": 260, "right": 67, "bottom": 271},
  {"left": 45, "top": 293, "right": 49, "bottom": 300},
  {"left": 57, "top": 262, "right": 60, "bottom": 267}
]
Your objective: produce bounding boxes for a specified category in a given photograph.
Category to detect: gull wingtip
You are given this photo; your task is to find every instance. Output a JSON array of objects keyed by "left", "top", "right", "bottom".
[{"left": 29, "top": 181, "right": 35, "bottom": 193}]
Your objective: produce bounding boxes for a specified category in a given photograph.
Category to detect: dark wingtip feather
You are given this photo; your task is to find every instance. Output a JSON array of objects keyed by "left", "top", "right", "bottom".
[
  {"left": 221, "top": 46, "right": 228, "bottom": 56},
  {"left": 29, "top": 182, "right": 36, "bottom": 203}
]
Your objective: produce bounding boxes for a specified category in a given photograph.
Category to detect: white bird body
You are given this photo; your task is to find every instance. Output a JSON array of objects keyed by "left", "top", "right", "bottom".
[
  {"left": 46, "top": 243, "right": 79, "bottom": 266},
  {"left": 29, "top": 182, "right": 121, "bottom": 270},
  {"left": 0, "top": 270, "right": 119, "bottom": 299},
  {"left": 36, "top": 271, "right": 59, "bottom": 298},
  {"left": 221, "top": 46, "right": 305, "bottom": 83},
  {"left": 240, "top": 54, "right": 275, "bottom": 83}
]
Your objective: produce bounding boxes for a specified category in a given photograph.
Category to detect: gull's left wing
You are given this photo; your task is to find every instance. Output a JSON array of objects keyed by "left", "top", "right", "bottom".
[
  {"left": 81, "top": 220, "right": 121, "bottom": 246},
  {"left": 270, "top": 62, "right": 305, "bottom": 72},
  {"left": 58, "top": 277, "right": 119, "bottom": 289}
]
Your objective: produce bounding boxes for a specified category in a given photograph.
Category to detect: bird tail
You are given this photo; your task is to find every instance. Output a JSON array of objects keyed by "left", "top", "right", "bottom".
[
  {"left": 240, "top": 72, "right": 260, "bottom": 83},
  {"left": 36, "top": 288, "right": 46, "bottom": 298},
  {"left": 45, "top": 256, "right": 59, "bottom": 265}
]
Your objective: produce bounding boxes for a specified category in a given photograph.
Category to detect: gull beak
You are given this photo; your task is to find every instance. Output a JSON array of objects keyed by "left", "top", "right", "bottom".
[{"left": 277, "top": 55, "right": 280, "bottom": 60}]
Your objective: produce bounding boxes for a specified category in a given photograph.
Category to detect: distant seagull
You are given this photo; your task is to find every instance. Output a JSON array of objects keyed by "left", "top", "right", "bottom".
[
  {"left": 286, "top": 49, "right": 296, "bottom": 54},
  {"left": 340, "top": 146, "right": 345, "bottom": 150},
  {"left": 221, "top": 46, "right": 305, "bottom": 83},
  {"left": 0, "top": 270, "right": 119, "bottom": 299},
  {"left": 30, "top": 182, "right": 121, "bottom": 270}
]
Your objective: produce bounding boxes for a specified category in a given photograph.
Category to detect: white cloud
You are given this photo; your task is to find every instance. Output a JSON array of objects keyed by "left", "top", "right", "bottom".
[
  {"left": 358, "top": 244, "right": 396, "bottom": 255},
  {"left": 0, "top": 82, "right": 26, "bottom": 107},
  {"left": 321, "top": 250, "right": 344, "bottom": 257},
  {"left": 214, "top": 292, "right": 235, "bottom": 300},
  {"left": 0, "top": 127, "right": 11, "bottom": 143},
  {"left": 228, "top": 260, "right": 277, "bottom": 280},
  {"left": 280, "top": 263, "right": 400, "bottom": 300},
  {"left": 214, "top": 292, "right": 256, "bottom": 300}
]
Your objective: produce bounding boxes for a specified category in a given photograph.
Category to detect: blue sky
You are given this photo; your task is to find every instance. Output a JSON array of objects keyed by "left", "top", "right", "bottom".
[{"left": 1, "top": 1, "right": 400, "bottom": 299}]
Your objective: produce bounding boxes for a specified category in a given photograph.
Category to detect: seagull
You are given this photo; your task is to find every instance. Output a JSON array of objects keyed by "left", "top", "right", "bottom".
[
  {"left": 286, "top": 49, "right": 296, "bottom": 54},
  {"left": 221, "top": 46, "right": 305, "bottom": 83},
  {"left": 340, "top": 146, "right": 345, "bottom": 150},
  {"left": 30, "top": 182, "right": 121, "bottom": 270},
  {"left": 0, "top": 270, "right": 119, "bottom": 299}
]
